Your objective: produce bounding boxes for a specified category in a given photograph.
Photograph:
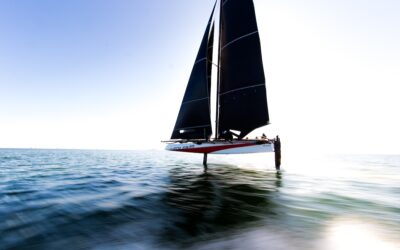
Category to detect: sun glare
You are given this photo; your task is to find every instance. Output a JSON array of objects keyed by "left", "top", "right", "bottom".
[{"left": 324, "top": 218, "right": 398, "bottom": 250}]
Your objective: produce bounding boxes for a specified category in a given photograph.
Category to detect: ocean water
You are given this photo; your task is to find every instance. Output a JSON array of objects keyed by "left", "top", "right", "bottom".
[{"left": 0, "top": 149, "right": 399, "bottom": 250}]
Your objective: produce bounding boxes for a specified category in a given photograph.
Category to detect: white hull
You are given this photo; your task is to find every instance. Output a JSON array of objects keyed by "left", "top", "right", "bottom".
[{"left": 165, "top": 140, "right": 274, "bottom": 154}]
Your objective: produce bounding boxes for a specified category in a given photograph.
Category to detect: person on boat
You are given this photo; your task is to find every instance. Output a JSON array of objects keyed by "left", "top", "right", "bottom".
[{"left": 261, "top": 133, "right": 267, "bottom": 140}]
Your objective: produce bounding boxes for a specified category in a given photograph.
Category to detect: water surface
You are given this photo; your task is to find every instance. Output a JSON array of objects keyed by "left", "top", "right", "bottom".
[{"left": 0, "top": 149, "right": 399, "bottom": 249}]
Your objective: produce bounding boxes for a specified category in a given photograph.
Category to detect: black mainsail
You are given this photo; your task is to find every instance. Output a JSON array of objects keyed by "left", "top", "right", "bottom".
[
  {"left": 171, "top": 0, "right": 269, "bottom": 140},
  {"left": 217, "top": 0, "right": 269, "bottom": 139},
  {"left": 171, "top": 7, "right": 215, "bottom": 139}
]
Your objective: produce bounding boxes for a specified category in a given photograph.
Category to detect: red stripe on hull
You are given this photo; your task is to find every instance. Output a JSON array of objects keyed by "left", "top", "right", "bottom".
[{"left": 173, "top": 142, "right": 256, "bottom": 154}]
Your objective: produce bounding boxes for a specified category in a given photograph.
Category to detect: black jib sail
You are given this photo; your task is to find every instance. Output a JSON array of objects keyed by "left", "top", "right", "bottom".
[
  {"left": 217, "top": 0, "right": 269, "bottom": 139},
  {"left": 171, "top": 6, "right": 215, "bottom": 139}
]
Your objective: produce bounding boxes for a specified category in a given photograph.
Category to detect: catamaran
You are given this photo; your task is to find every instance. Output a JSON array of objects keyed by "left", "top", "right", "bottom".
[{"left": 164, "top": 0, "right": 281, "bottom": 168}]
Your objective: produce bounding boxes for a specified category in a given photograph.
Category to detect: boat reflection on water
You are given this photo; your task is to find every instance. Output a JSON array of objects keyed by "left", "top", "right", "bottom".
[{"left": 161, "top": 164, "right": 283, "bottom": 246}]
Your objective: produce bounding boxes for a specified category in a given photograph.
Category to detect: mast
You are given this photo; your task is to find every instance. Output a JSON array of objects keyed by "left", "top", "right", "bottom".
[
  {"left": 206, "top": 23, "right": 215, "bottom": 141},
  {"left": 215, "top": 0, "right": 223, "bottom": 140}
]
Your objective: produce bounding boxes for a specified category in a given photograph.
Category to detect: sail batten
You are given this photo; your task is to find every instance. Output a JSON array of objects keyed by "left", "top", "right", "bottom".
[
  {"left": 194, "top": 57, "right": 207, "bottom": 64},
  {"left": 173, "top": 124, "right": 211, "bottom": 131},
  {"left": 221, "top": 30, "right": 258, "bottom": 50},
  {"left": 182, "top": 97, "right": 209, "bottom": 105},
  {"left": 219, "top": 83, "right": 265, "bottom": 96}
]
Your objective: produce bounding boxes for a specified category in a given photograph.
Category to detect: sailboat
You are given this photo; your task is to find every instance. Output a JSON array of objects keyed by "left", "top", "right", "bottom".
[{"left": 164, "top": 0, "right": 281, "bottom": 168}]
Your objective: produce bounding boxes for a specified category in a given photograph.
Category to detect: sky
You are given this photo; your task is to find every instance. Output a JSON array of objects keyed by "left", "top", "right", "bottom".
[{"left": 0, "top": 0, "right": 399, "bottom": 154}]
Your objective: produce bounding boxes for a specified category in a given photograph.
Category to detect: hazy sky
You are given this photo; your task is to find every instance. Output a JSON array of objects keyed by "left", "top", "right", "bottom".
[{"left": 0, "top": 0, "right": 399, "bottom": 153}]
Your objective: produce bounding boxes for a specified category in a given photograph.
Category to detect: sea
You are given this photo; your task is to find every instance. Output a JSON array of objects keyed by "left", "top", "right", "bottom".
[{"left": 0, "top": 149, "right": 399, "bottom": 250}]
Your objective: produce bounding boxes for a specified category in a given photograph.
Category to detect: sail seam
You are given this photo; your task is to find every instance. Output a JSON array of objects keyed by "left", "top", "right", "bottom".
[
  {"left": 219, "top": 83, "right": 265, "bottom": 96},
  {"left": 221, "top": 31, "right": 258, "bottom": 50},
  {"left": 174, "top": 124, "right": 210, "bottom": 131},
  {"left": 182, "top": 97, "right": 209, "bottom": 105}
]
